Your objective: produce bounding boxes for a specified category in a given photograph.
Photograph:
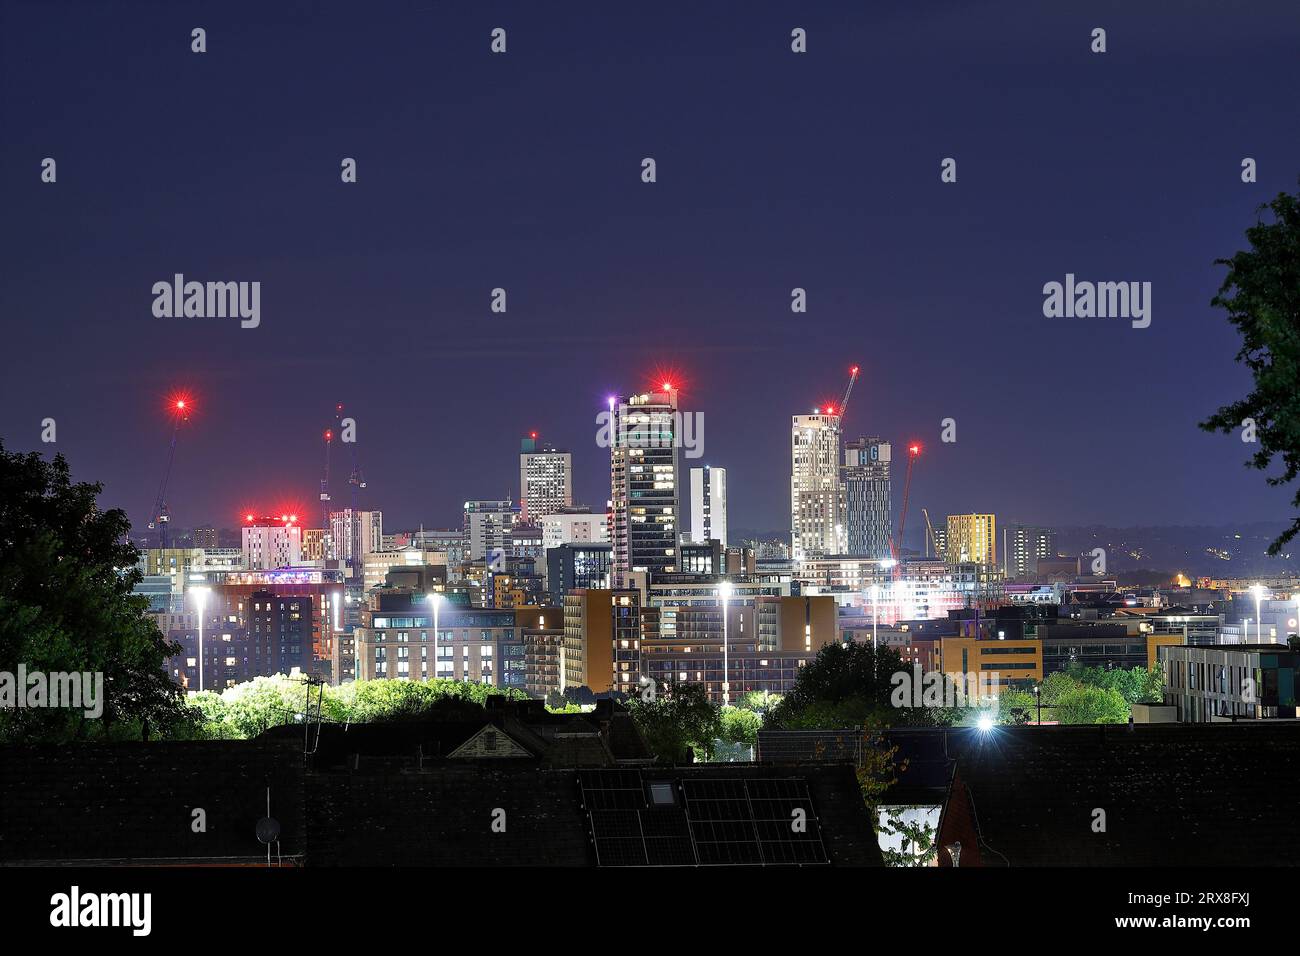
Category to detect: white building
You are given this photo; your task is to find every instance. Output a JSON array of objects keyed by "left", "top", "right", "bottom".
[
  {"left": 519, "top": 436, "right": 572, "bottom": 524},
  {"left": 329, "top": 509, "right": 383, "bottom": 563},
  {"left": 540, "top": 511, "right": 608, "bottom": 550},
  {"left": 464, "top": 499, "right": 519, "bottom": 561},
  {"left": 690, "top": 465, "right": 727, "bottom": 547},
  {"left": 241, "top": 518, "right": 303, "bottom": 570},
  {"left": 791, "top": 412, "right": 844, "bottom": 561},
  {"left": 609, "top": 386, "right": 680, "bottom": 587}
]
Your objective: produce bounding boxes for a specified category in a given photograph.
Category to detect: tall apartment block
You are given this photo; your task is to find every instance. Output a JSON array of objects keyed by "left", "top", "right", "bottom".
[
  {"left": 689, "top": 465, "right": 727, "bottom": 548},
  {"left": 842, "top": 437, "right": 891, "bottom": 559},
  {"left": 609, "top": 386, "right": 680, "bottom": 587},
  {"left": 462, "top": 500, "right": 519, "bottom": 563},
  {"left": 791, "top": 411, "right": 844, "bottom": 561},
  {"left": 1003, "top": 524, "right": 1057, "bottom": 580},
  {"left": 519, "top": 436, "right": 573, "bottom": 524},
  {"left": 241, "top": 515, "right": 304, "bottom": 570},
  {"left": 945, "top": 513, "right": 997, "bottom": 566},
  {"left": 329, "top": 509, "right": 383, "bottom": 564}
]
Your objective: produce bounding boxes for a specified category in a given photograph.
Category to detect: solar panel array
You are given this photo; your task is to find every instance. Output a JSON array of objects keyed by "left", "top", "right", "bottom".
[{"left": 579, "top": 770, "right": 830, "bottom": 867}]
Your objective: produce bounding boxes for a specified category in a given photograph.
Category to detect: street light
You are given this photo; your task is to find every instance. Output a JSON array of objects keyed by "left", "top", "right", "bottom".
[
  {"left": 719, "top": 580, "right": 734, "bottom": 706},
  {"left": 1033, "top": 683, "right": 1042, "bottom": 725},
  {"left": 427, "top": 592, "right": 443, "bottom": 679},
  {"left": 1250, "top": 583, "right": 1265, "bottom": 643},
  {"left": 189, "top": 585, "right": 211, "bottom": 692},
  {"left": 869, "top": 584, "right": 880, "bottom": 651}
]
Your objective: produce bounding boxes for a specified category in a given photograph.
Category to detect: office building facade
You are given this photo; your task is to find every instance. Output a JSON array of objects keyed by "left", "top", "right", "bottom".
[
  {"left": 609, "top": 387, "right": 680, "bottom": 587},
  {"left": 690, "top": 465, "right": 727, "bottom": 548},
  {"left": 842, "top": 437, "right": 891, "bottom": 559}
]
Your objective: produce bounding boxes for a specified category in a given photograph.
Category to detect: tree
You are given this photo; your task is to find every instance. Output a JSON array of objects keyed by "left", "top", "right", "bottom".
[
  {"left": 0, "top": 442, "right": 187, "bottom": 741},
  {"left": 735, "top": 689, "right": 781, "bottom": 716},
  {"left": 879, "top": 808, "right": 939, "bottom": 867},
  {"left": 1055, "top": 685, "right": 1129, "bottom": 725},
  {"left": 767, "top": 641, "right": 959, "bottom": 730},
  {"left": 1038, "top": 671, "right": 1076, "bottom": 707},
  {"left": 997, "top": 688, "right": 1035, "bottom": 725},
  {"left": 719, "top": 705, "right": 761, "bottom": 746},
  {"left": 625, "top": 683, "right": 721, "bottom": 763},
  {"left": 1200, "top": 186, "right": 1300, "bottom": 555}
]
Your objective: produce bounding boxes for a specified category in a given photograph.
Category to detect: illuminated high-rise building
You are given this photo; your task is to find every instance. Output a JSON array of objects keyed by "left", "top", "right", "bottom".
[
  {"left": 945, "top": 513, "right": 997, "bottom": 566},
  {"left": 241, "top": 514, "right": 304, "bottom": 570},
  {"left": 791, "top": 411, "right": 844, "bottom": 561},
  {"left": 690, "top": 465, "right": 727, "bottom": 548},
  {"left": 519, "top": 435, "right": 572, "bottom": 524},
  {"left": 329, "top": 509, "right": 383, "bottom": 564},
  {"left": 1003, "top": 524, "right": 1057, "bottom": 579},
  {"left": 842, "top": 437, "right": 891, "bottom": 559},
  {"left": 463, "top": 499, "right": 519, "bottom": 562},
  {"left": 609, "top": 385, "right": 680, "bottom": 587},
  {"left": 302, "top": 528, "right": 330, "bottom": 561}
]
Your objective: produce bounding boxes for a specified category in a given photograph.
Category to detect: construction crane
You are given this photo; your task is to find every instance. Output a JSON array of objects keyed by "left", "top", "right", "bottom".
[
  {"left": 890, "top": 442, "right": 921, "bottom": 579},
  {"left": 320, "top": 424, "right": 334, "bottom": 532},
  {"left": 148, "top": 395, "right": 192, "bottom": 548},
  {"left": 922, "top": 508, "right": 937, "bottom": 559},
  {"left": 825, "top": 365, "right": 860, "bottom": 424}
]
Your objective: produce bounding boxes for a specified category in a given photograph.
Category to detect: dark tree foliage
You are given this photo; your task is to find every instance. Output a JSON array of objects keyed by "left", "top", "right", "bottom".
[
  {"left": 624, "top": 682, "right": 722, "bottom": 764},
  {"left": 0, "top": 440, "right": 187, "bottom": 741},
  {"left": 1200, "top": 186, "right": 1300, "bottom": 555},
  {"left": 766, "top": 641, "right": 958, "bottom": 730}
]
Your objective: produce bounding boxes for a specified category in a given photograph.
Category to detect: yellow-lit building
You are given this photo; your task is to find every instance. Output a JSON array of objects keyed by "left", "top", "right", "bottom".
[
  {"left": 940, "top": 637, "right": 1041, "bottom": 694},
  {"left": 945, "top": 514, "right": 997, "bottom": 566}
]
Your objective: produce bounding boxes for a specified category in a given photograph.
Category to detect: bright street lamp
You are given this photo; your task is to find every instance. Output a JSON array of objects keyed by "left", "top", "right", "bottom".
[
  {"left": 719, "top": 580, "right": 734, "bottom": 706},
  {"left": 1250, "top": 583, "right": 1266, "bottom": 643},
  {"left": 190, "top": 585, "right": 211, "bottom": 692},
  {"left": 868, "top": 584, "right": 880, "bottom": 651},
  {"left": 427, "top": 592, "right": 443, "bottom": 678}
]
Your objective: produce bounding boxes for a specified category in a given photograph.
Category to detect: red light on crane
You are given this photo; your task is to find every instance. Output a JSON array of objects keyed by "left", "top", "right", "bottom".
[{"left": 325, "top": 429, "right": 333, "bottom": 441}]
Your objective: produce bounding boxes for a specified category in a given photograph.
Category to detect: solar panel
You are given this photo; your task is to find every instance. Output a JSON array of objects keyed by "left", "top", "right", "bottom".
[
  {"left": 579, "top": 768, "right": 647, "bottom": 810},
  {"left": 747, "top": 778, "right": 829, "bottom": 865},
  {"left": 583, "top": 773, "right": 830, "bottom": 866},
  {"left": 589, "top": 810, "right": 648, "bottom": 866},
  {"left": 683, "top": 777, "right": 829, "bottom": 866},
  {"left": 640, "top": 808, "right": 697, "bottom": 866},
  {"left": 589, "top": 807, "right": 696, "bottom": 867}
]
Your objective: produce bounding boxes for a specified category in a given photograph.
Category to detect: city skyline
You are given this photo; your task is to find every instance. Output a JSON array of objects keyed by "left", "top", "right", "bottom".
[{"left": 3, "top": 2, "right": 1299, "bottom": 538}]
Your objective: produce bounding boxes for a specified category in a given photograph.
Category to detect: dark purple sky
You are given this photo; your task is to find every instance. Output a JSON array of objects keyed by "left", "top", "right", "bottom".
[{"left": 2, "top": 0, "right": 1298, "bottom": 540}]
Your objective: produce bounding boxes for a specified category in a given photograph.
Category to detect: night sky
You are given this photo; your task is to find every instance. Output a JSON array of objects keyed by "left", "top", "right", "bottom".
[{"left": 2, "top": 0, "right": 1298, "bottom": 541}]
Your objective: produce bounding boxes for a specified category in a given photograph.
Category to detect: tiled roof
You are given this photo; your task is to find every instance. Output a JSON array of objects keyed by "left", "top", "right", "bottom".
[{"left": 934, "top": 723, "right": 1300, "bottom": 866}]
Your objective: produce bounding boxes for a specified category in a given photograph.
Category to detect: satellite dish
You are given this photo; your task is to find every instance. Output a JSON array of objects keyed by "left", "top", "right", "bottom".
[{"left": 256, "top": 817, "right": 281, "bottom": 844}]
